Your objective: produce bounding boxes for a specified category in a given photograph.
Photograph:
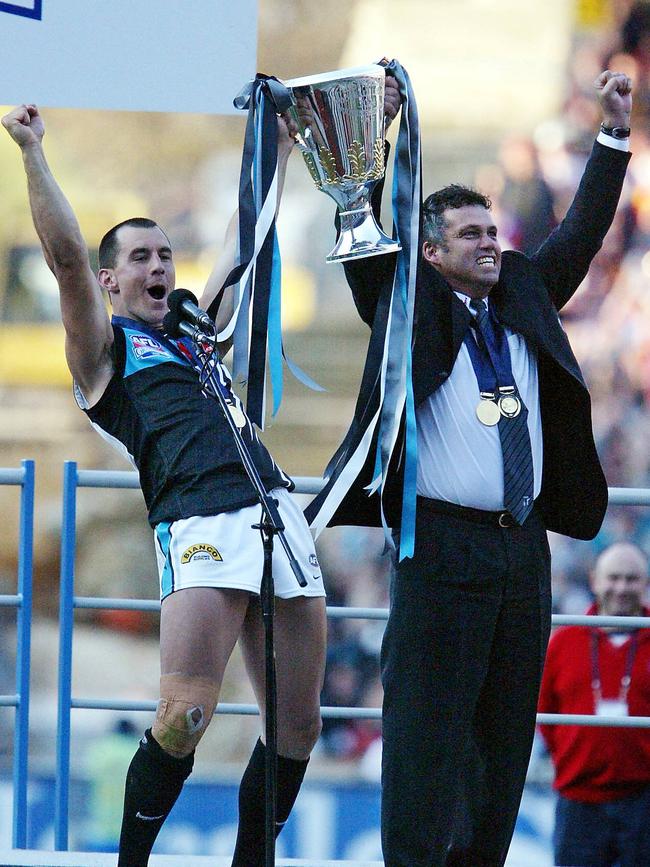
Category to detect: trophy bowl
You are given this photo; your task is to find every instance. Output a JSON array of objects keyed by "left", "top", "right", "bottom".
[{"left": 284, "top": 64, "right": 401, "bottom": 263}]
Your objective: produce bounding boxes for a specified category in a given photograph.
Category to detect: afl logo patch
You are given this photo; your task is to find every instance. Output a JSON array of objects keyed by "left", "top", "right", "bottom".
[
  {"left": 129, "top": 333, "right": 172, "bottom": 360},
  {"left": 181, "top": 544, "right": 222, "bottom": 564}
]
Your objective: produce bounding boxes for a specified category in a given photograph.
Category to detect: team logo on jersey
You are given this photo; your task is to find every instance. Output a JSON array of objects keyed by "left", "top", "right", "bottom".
[
  {"left": 181, "top": 544, "right": 222, "bottom": 564},
  {"left": 309, "top": 554, "right": 320, "bottom": 570},
  {"left": 129, "top": 333, "right": 172, "bottom": 361}
]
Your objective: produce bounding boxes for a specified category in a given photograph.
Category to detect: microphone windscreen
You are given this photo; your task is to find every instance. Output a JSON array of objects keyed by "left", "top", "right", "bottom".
[
  {"left": 167, "top": 288, "right": 199, "bottom": 315},
  {"left": 162, "top": 310, "right": 182, "bottom": 337}
]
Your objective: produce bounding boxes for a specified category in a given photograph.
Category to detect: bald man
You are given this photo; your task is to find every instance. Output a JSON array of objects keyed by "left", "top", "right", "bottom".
[{"left": 538, "top": 542, "right": 650, "bottom": 866}]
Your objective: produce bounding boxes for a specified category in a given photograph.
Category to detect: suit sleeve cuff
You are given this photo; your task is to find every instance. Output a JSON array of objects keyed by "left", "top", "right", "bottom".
[{"left": 596, "top": 132, "right": 630, "bottom": 152}]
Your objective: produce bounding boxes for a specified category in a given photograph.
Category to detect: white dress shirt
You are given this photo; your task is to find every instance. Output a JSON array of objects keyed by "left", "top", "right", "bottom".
[{"left": 416, "top": 294, "right": 543, "bottom": 510}]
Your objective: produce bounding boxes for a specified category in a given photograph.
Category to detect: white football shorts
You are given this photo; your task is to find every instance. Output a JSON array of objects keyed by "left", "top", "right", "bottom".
[{"left": 154, "top": 488, "right": 325, "bottom": 601}]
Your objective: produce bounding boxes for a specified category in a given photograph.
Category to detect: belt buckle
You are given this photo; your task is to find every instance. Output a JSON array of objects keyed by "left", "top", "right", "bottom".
[{"left": 498, "top": 511, "right": 515, "bottom": 528}]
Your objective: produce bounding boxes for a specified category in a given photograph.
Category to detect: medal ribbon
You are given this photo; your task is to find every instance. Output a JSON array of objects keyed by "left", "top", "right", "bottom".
[
  {"left": 468, "top": 300, "right": 535, "bottom": 524},
  {"left": 590, "top": 630, "right": 638, "bottom": 706},
  {"left": 464, "top": 303, "right": 515, "bottom": 393}
]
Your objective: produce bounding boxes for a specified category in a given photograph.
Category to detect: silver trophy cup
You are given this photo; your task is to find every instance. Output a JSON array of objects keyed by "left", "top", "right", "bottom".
[{"left": 284, "top": 64, "right": 401, "bottom": 263}]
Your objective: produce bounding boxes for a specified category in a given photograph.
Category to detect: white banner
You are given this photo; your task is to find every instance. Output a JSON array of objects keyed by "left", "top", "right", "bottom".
[{"left": 0, "top": 0, "right": 257, "bottom": 114}]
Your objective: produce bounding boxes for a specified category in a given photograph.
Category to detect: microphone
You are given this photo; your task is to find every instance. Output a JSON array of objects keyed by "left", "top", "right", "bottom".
[
  {"left": 162, "top": 315, "right": 215, "bottom": 344},
  {"left": 164, "top": 288, "right": 215, "bottom": 337}
]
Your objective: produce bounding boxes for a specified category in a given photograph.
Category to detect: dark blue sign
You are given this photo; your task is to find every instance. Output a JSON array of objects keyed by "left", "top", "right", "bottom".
[
  {"left": 2, "top": 773, "right": 552, "bottom": 861},
  {"left": 0, "top": 1, "right": 42, "bottom": 19}
]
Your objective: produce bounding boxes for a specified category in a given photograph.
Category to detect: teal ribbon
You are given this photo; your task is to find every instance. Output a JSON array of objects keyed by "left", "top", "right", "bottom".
[
  {"left": 303, "top": 61, "right": 421, "bottom": 552},
  {"left": 377, "top": 59, "right": 421, "bottom": 560},
  {"left": 268, "top": 232, "right": 283, "bottom": 416}
]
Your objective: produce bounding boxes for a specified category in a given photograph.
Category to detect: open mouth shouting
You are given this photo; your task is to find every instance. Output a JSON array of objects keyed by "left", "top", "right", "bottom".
[{"left": 146, "top": 284, "right": 167, "bottom": 301}]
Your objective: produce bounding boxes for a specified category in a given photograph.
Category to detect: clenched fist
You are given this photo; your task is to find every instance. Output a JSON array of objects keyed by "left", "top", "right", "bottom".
[{"left": 2, "top": 104, "right": 45, "bottom": 149}]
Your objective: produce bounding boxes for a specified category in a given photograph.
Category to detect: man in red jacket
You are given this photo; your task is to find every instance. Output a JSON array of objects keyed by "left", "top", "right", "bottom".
[{"left": 538, "top": 541, "right": 650, "bottom": 866}]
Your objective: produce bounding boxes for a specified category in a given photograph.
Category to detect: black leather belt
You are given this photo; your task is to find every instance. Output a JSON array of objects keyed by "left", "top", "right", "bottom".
[{"left": 418, "top": 496, "right": 518, "bottom": 528}]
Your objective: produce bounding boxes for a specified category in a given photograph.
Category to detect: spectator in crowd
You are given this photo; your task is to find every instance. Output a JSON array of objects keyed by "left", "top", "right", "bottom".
[
  {"left": 498, "top": 135, "right": 557, "bottom": 255},
  {"left": 538, "top": 541, "right": 650, "bottom": 867},
  {"left": 316, "top": 528, "right": 387, "bottom": 759},
  {"left": 82, "top": 719, "right": 140, "bottom": 852}
]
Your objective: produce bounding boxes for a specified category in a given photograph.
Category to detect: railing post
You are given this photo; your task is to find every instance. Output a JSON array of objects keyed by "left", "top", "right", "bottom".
[
  {"left": 55, "top": 461, "right": 78, "bottom": 851},
  {"left": 12, "top": 459, "right": 34, "bottom": 849}
]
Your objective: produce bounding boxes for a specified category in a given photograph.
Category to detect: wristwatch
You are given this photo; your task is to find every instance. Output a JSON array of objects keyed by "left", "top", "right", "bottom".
[{"left": 600, "top": 123, "right": 631, "bottom": 139}]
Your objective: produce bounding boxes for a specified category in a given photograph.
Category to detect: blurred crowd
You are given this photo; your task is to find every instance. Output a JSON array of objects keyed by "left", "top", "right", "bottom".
[
  {"left": 313, "top": 0, "right": 650, "bottom": 765},
  {"left": 5, "top": 0, "right": 649, "bottom": 783}
]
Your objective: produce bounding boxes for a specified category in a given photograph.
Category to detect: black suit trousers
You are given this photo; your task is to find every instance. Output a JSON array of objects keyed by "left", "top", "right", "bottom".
[{"left": 381, "top": 501, "right": 552, "bottom": 866}]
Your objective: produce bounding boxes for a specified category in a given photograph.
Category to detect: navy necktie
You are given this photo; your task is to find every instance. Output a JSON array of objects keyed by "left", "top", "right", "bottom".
[{"left": 470, "top": 299, "right": 534, "bottom": 525}]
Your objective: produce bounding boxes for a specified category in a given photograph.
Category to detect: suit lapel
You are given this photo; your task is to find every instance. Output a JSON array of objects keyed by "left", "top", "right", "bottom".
[
  {"left": 489, "top": 254, "right": 585, "bottom": 384},
  {"left": 412, "top": 266, "right": 471, "bottom": 406},
  {"left": 488, "top": 262, "right": 540, "bottom": 344}
]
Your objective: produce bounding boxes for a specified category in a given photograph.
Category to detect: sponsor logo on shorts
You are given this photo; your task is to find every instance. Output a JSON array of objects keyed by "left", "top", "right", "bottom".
[
  {"left": 308, "top": 553, "right": 322, "bottom": 581},
  {"left": 129, "top": 333, "right": 172, "bottom": 360},
  {"left": 181, "top": 543, "right": 222, "bottom": 564}
]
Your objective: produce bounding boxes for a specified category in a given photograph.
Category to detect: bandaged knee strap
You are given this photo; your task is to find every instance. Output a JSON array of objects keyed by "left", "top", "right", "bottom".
[{"left": 152, "top": 674, "right": 220, "bottom": 758}]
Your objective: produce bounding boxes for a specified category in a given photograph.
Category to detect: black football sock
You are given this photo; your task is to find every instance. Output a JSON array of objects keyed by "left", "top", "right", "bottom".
[
  {"left": 231, "top": 737, "right": 309, "bottom": 866},
  {"left": 117, "top": 728, "right": 194, "bottom": 867}
]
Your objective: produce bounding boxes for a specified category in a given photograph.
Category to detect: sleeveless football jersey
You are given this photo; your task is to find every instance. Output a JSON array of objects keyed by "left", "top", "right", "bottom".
[{"left": 76, "top": 316, "right": 291, "bottom": 525}]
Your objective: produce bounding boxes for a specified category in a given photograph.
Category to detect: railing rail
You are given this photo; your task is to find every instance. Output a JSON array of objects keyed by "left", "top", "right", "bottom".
[
  {"left": 53, "top": 463, "right": 650, "bottom": 850},
  {"left": 0, "top": 460, "right": 35, "bottom": 849}
]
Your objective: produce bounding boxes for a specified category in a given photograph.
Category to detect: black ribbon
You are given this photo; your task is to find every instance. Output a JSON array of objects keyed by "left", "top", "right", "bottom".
[{"left": 208, "top": 74, "right": 293, "bottom": 427}]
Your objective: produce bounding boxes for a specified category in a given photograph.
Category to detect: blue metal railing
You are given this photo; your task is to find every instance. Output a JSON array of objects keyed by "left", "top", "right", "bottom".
[
  {"left": 0, "top": 460, "right": 35, "bottom": 849},
  {"left": 53, "top": 462, "right": 650, "bottom": 850},
  {"left": 54, "top": 463, "right": 342, "bottom": 848}
]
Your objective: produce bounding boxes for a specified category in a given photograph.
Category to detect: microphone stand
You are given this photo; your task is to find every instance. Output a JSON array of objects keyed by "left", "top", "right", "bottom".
[{"left": 176, "top": 320, "right": 307, "bottom": 867}]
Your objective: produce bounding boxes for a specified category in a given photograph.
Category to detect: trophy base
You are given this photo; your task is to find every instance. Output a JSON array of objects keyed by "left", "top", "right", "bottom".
[{"left": 326, "top": 207, "right": 401, "bottom": 263}]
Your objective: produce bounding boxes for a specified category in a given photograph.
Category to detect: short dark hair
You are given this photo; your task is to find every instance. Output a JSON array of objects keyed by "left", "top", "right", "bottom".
[
  {"left": 422, "top": 184, "right": 492, "bottom": 246},
  {"left": 98, "top": 217, "right": 169, "bottom": 269}
]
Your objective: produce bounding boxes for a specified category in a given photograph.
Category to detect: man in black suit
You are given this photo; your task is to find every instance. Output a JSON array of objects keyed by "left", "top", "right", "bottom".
[{"left": 307, "top": 69, "right": 632, "bottom": 866}]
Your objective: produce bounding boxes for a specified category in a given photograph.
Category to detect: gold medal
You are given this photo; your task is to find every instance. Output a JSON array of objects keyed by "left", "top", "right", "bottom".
[
  {"left": 476, "top": 397, "right": 500, "bottom": 426},
  {"left": 499, "top": 395, "right": 521, "bottom": 418},
  {"left": 227, "top": 402, "right": 247, "bottom": 428}
]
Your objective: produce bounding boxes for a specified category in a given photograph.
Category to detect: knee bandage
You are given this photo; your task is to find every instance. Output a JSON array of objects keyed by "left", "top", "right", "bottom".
[{"left": 152, "top": 674, "right": 220, "bottom": 758}]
